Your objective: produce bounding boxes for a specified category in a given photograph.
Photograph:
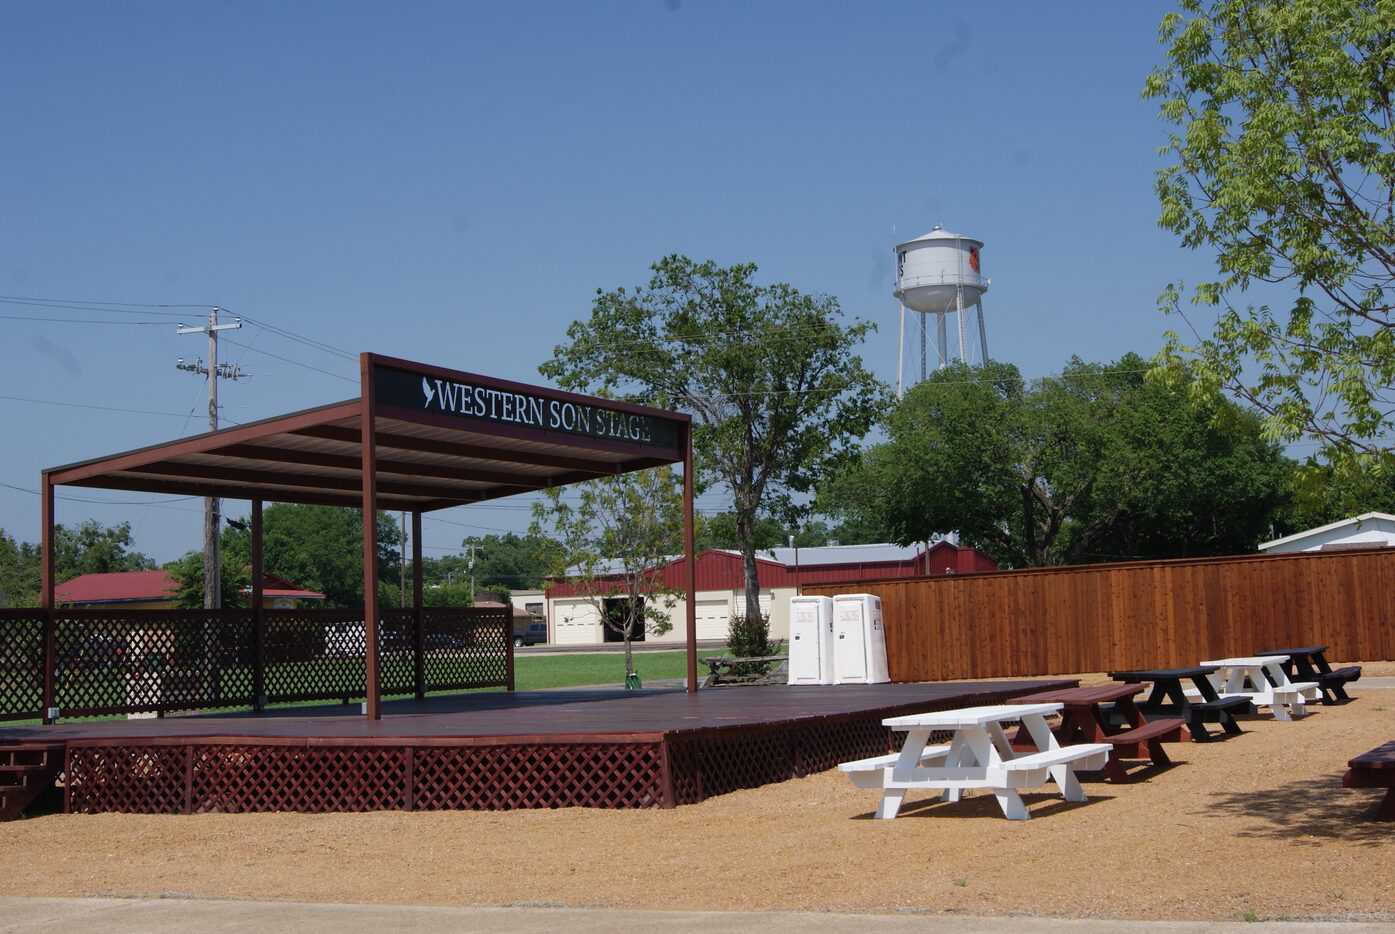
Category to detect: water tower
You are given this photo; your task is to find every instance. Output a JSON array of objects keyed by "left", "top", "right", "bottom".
[{"left": 893, "top": 226, "right": 990, "bottom": 396}]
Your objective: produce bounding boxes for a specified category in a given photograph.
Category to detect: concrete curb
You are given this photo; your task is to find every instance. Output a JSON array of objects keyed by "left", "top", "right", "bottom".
[{"left": 2, "top": 898, "right": 1394, "bottom": 934}]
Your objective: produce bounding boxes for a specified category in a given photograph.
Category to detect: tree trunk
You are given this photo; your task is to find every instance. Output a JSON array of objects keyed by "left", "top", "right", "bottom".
[{"left": 734, "top": 509, "right": 763, "bottom": 624}]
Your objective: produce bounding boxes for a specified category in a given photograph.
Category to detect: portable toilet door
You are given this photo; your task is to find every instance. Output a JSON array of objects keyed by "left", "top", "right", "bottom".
[
  {"left": 832, "top": 593, "right": 890, "bottom": 685},
  {"left": 787, "top": 595, "right": 834, "bottom": 685}
]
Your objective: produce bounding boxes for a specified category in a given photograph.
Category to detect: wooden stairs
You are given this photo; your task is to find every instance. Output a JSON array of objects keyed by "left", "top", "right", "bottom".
[{"left": 0, "top": 743, "right": 65, "bottom": 821}]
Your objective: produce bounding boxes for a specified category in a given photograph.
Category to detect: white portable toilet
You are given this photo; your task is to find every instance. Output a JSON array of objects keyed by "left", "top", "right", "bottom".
[
  {"left": 787, "top": 595, "right": 835, "bottom": 685},
  {"left": 832, "top": 593, "right": 890, "bottom": 684}
]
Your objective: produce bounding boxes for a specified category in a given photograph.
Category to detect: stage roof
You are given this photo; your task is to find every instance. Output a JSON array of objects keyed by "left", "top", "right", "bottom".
[{"left": 44, "top": 354, "right": 690, "bottom": 512}]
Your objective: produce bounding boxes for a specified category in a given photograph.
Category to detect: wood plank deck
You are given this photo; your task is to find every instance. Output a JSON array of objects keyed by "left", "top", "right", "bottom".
[
  {"left": 1, "top": 680, "right": 1077, "bottom": 815},
  {"left": 0, "top": 680, "right": 1073, "bottom": 744}
]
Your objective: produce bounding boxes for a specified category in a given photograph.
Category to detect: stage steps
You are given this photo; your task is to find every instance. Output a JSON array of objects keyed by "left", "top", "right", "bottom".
[{"left": 0, "top": 743, "right": 65, "bottom": 821}]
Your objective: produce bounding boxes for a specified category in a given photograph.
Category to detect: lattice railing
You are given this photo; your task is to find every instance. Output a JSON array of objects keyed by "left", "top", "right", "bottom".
[
  {"left": 55, "top": 609, "right": 255, "bottom": 716},
  {"left": 0, "top": 609, "right": 44, "bottom": 721},
  {"left": 421, "top": 607, "right": 509, "bottom": 693},
  {"left": 0, "top": 605, "right": 511, "bottom": 719}
]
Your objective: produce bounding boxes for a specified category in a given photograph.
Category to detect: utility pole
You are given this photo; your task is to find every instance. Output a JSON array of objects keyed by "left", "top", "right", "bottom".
[
  {"left": 176, "top": 308, "right": 245, "bottom": 611},
  {"left": 467, "top": 543, "right": 480, "bottom": 601}
]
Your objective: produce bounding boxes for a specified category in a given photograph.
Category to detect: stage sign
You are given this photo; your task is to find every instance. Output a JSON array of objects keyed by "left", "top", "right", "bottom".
[{"left": 373, "top": 362, "right": 680, "bottom": 449}]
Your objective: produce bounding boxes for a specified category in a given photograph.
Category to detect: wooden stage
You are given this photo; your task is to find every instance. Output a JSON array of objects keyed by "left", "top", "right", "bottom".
[{"left": 0, "top": 679, "right": 1073, "bottom": 816}]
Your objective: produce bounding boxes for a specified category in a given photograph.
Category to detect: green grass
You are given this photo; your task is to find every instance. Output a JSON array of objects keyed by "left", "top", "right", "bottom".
[{"left": 514, "top": 650, "right": 696, "bottom": 690}]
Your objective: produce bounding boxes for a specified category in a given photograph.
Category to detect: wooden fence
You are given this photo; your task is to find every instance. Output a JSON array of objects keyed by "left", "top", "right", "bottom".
[{"left": 803, "top": 549, "right": 1395, "bottom": 681}]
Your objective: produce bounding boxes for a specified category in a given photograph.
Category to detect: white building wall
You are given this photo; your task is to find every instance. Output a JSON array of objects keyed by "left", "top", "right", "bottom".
[{"left": 1260, "top": 513, "right": 1395, "bottom": 554}]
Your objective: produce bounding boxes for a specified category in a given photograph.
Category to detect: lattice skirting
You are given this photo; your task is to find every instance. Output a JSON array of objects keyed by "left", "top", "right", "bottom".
[{"left": 60, "top": 706, "right": 966, "bottom": 814}]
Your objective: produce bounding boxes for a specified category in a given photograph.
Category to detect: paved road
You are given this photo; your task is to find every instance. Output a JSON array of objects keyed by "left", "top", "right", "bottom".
[{"left": 3, "top": 898, "right": 1393, "bottom": 934}]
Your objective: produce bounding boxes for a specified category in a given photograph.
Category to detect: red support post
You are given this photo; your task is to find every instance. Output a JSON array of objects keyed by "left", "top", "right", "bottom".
[
  {"left": 40, "top": 473, "right": 56, "bottom": 723},
  {"left": 683, "top": 423, "right": 697, "bottom": 694},
  {"left": 251, "top": 499, "right": 265, "bottom": 711},
  {"left": 360, "top": 354, "right": 382, "bottom": 720},
  {"left": 412, "top": 510, "right": 424, "bottom": 700}
]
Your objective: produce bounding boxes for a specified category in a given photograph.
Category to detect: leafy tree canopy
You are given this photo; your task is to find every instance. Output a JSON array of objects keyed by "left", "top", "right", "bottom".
[
  {"left": 540, "top": 255, "right": 886, "bottom": 634},
  {"left": 217, "top": 504, "right": 403, "bottom": 608},
  {"left": 1146, "top": 0, "right": 1395, "bottom": 479},
  {"left": 418, "top": 533, "right": 562, "bottom": 594},
  {"left": 696, "top": 512, "right": 834, "bottom": 552},
  {"left": 530, "top": 467, "right": 683, "bottom": 677},
  {"left": 163, "top": 550, "right": 248, "bottom": 609},
  {"left": 821, "top": 356, "right": 1295, "bottom": 567},
  {"left": 0, "top": 521, "right": 154, "bottom": 607}
]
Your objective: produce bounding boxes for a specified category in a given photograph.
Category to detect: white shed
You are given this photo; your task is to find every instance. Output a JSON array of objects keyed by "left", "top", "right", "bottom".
[{"left": 1258, "top": 512, "right": 1395, "bottom": 554}]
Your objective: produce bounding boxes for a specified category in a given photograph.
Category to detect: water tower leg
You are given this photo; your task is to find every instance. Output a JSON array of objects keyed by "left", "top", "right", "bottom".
[
  {"left": 920, "top": 312, "right": 928, "bottom": 381},
  {"left": 976, "top": 300, "right": 989, "bottom": 364},
  {"left": 955, "top": 289, "right": 968, "bottom": 365},
  {"left": 896, "top": 304, "right": 905, "bottom": 398},
  {"left": 936, "top": 313, "right": 948, "bottom": 369}
]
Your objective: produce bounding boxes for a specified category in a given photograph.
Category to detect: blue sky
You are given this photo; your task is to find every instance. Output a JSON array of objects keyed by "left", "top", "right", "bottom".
[{"left": 1, "top": 1, "right": 1228, "bottom": 565}]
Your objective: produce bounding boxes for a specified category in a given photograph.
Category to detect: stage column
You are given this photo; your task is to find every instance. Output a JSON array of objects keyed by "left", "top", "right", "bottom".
[
  {"left": 40, "top": 473, "right": 56, "bottom": 724},
  {"left": 412, "top": 510, "right": 424, "bottom": 701},
  {"left": 250, "top": 499, "right": 265, "bottom": 711},
  {"left": 683, "top": 422, "right": 697, "bottom": 694},
  {"left": 360, "top": 354, "right": 382, "bottom": 720}
]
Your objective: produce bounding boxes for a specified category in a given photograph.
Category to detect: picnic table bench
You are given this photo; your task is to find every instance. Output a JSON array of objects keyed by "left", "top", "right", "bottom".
[
  {"left": 1012, "top": 683, "right": 1186, "bottom": 783},
  {"left": 1342, "top": 740, "right": 1395, "bottom": 821},
  {"left": 1109, "top": 666, "right": 1252, "bottom": 742},
  {"left": 700, "top": 654, "right": 789, "bottom": 688},
  {"left": 839, "top": 703, "right": 1111, "bottom": 821},
  {"left": 1257, "top": 645, "right": 1361, "bottom": 705}
]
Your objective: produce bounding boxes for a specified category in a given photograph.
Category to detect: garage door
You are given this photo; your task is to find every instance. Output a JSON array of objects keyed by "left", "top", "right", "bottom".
[{"left": 695, "top": 599, "right": 730, "bottom": 641}]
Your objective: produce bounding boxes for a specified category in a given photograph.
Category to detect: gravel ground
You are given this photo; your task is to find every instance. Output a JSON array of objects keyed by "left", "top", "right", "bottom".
[{"left": 2, "top": 668, "right": 1392, "bottom": 924}]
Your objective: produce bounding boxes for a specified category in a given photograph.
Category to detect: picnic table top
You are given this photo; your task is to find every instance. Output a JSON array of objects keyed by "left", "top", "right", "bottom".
[
  {"left": 1013, "top": 683, "right": 1144, "bottom": 706},
  {"left": 1109, "top": 666, "right": 1217, "bottom": 681},
  {"left": 1200, "top": 655, "right": 1289, "bottom": 668},
  {"left": 1349, "top": 740, "right": 1395, "bottom": 771},
  {"left": 884, "top": 703, "right": 1062, "bottom": 729},
  {"left": 1256, "top": 645, "right": 1329, "bottom": 657}
]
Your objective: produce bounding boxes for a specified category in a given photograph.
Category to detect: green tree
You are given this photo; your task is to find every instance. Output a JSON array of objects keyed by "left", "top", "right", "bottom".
[
  {"left": 217, "top": 504, "right": 403, "bottom": 608},
  {"left": 163, "top": 550, "right": 248, "bottom": 609},
  {"left": 823, "top": 357, "right": 1294, "bottom": 567},
  {"left": 530, "top": 467, "right": 684, "bottom": 682},
  {"left": 540, "top": 255, "right": 885, "bottom": 646},
  {"left": 1146, "top": 0, "right": 1395, "bottom": 478},
  {"left": 456, "top": 533, "right": 562, "bottom": 591},
  {"left": 0, "top": 529, "right": 39, "bottom": 607},
  {"left": 53, "top": 520, "right": 155, "bottom": 579},
  {"left": 697, "top": 512, "right": 835, "bottom": 551}
]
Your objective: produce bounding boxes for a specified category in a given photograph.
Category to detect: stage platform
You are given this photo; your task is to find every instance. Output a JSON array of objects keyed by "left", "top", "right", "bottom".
[{"left": 0, "top": 679, "right": 1072, "bottom": 815}]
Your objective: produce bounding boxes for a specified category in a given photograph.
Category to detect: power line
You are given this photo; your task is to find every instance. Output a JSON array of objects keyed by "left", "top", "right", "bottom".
[
  {"left": 0, "top": 392, "right": 203, "bottom": 418},
  {"left": 0, "top": 313, "right": 168, "bottom": 325},
  {"left": 219, "top": 337, "right": 357, "bottom": 384},
  {"left": 0, "top": 479, "right": 200, "bottom": 506},
  {"left": 0, "top": 296, "right": 200, "bottom": 316}
]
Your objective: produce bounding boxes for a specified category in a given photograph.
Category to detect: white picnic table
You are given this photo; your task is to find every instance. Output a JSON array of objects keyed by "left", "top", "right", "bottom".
[
  {"left": 838, "top": 703, "right": 1110, "bottom": 821},
  {"left": 1196, "top": 655, "right": 1320, "bottom": 721}
]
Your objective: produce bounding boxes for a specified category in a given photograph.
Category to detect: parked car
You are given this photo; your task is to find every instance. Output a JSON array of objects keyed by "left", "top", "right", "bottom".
[
  {"left": 513, "top": 619, "right": 547, "bottom": 648},
  {"left": 422, "top": 632, "right": 466, "bottom": 652}
]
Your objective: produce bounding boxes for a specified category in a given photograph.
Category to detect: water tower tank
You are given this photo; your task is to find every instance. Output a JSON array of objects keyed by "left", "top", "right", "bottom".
[{"left": 893, "top": 226, "right": 988, "bottom": 313}]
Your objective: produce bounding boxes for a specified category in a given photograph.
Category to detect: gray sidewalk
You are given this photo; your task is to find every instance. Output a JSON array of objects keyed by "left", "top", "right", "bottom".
[{"left": 2, "top": 898, "right": 1393, "bottom": 933}]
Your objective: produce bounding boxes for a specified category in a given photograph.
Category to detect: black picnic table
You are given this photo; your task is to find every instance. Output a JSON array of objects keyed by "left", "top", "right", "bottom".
[
  {"left": 1107, "top": 666, "right": 1253, "bottom": 742},
  {"left": 1255, "top": 645, "right": 1361, "bottom": 705}
]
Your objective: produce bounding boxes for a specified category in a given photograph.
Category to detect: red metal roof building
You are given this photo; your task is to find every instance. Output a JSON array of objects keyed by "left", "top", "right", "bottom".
[{"left": 56, "top": 569, "right": 325, "bottom": 608}]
